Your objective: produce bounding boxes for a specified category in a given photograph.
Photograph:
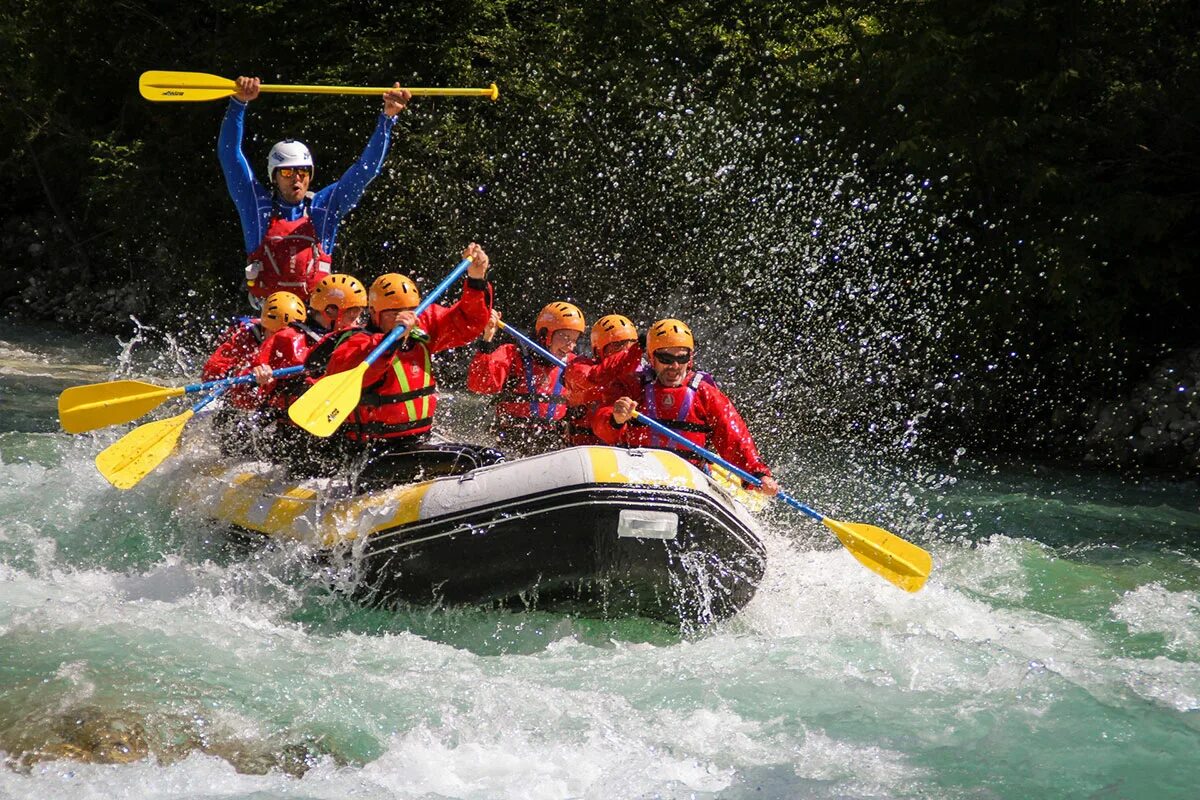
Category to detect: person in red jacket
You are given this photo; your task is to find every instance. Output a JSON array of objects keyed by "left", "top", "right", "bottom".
[
  {"left": 202, "top": 290, "right": 307, "bottom": 410},
  {"left": 561, "top": 314, "right": 644, "bottom": 446},
  {"left": 224, "top": 274, "right": 370, "bottom": 473},
  {"left": 322, "top": 243, "right": 492, "bottom": 454},
  {"left": 467, "top": 301, "right": 585, "bottom": 456},
  {"left": 250, "top": 273, "right": 367, "bottom": 402},
  {"left": 206, "top": 290, "right": 306, "bottom": 458},
  {"left": 594, "top": 318, "right": 780, "bottom": 495}
]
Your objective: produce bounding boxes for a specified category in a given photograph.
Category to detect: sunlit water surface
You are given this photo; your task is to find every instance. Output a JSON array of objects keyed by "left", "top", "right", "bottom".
[{"left": 0, "top": 322, "right": 1197, "bottom": 800}]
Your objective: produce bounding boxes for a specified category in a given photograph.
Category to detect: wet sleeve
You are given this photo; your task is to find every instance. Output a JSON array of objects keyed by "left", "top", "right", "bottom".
[
  {"left": 571, "top": 344, "right": 644, "bottom": 404},
  {"left": 217, "top": 100, "right": 267, "bottom": 253},
  {"left": 702, "top": 385, "right": 772, "bottom": 478},
  {"left": 590, "top": 403, "right": 623, "bottom": 444},
  {"left": 253, "top": 329, "right": 310, "bottom": 375},
  {"left": 423, "top": 282, "right": 493, "bottom": 353},
  {"left": 467, "top": 344, "right": 515, "bottom": 394},
  {"left": 563, "top": 357, "right": 596, "bottom": 396},
  {"left": 201, "top": 325, "right": 246, "bottom": 381},
  {"left": 323, "top": 331, "right": 377, "bottom": 378}
]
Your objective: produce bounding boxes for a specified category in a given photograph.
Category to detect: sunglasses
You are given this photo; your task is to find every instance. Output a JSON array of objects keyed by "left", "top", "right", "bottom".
[
  {"left": 276, "top": 167, "right": 312, "bottom": 179},
  {"left": 652, "top": 351, "right": 691, "bottom": 365}
]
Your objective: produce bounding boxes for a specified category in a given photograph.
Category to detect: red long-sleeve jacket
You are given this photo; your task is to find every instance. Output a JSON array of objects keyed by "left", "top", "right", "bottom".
[
  {"left": 202, "top": 319, "right": 265, "bottom": 381},
  {"left": 249, "top": 323, "right": 323, "bottom": 409},
  {"left": 201, "top": 319, "right": 266, "bottom": 409},
  {"left": 560, "top": 343, "right": 645, "bottom": 445},
  {"left": 593, "top": 371, "right": 772, "bottom": 478}
]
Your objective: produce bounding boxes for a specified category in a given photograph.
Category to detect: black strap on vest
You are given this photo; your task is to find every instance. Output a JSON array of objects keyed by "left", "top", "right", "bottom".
[
  {"left": 650, "top": 419, "right": 713, "bottom": 434},
  {"left": 358, "top": 384, "right": 438, "bottom": 407},
  {"left": 290, "top": 320, "right": 325, "bottom": 344},
  {"left": 352, "top": 418, "right": 435, "bottom": 436},
  {"left": 303, "top": 328, "right": 362, "bottom": 375}
]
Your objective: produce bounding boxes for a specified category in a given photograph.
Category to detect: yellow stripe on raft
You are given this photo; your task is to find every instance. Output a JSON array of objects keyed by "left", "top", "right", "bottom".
[
  {"left": 586, "top": 447, "right": 699, "bottom": 490},
  {"left": 648, "top": 450, "right": 700, "bottom": 489},
  {"left": 263, "top": 486, "right": 319, "bottom": 535},
  {"left": 322, "top": 481, "right": 432, "bottom": 547},
  {"left": 588, "top": 447, "right": 624, "bottom": 483},
  {"left": 221, "top": 474, "right": 277, "bottom": 528},
  {"left": 709, "top": 464, "right": 768, "bottom": 513}
]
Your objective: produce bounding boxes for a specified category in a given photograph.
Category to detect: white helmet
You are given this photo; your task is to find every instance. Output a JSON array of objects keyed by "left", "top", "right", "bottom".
[{"left": 266, "top": 139, "right": 313, "bottom": 180}]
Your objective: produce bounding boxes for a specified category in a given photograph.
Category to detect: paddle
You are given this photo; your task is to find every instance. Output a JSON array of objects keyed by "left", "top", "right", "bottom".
[
  {"left": 95, "top": 385, "right": 230, "bottom": 490},
  {"left": 288, "top": 256, "right": 474, "bottom": 437},
  {"left": 139, "top": 71, "right": 499, "bottom": 103},
  {"left": 59, "top": 365, "right": 306, "bottom": 434},
  {"left": 497, "top": 321, "right": 932, "bottom": 593}
]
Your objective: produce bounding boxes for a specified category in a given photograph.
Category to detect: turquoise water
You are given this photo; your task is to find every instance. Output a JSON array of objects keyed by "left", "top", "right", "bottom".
[{"left": 1, "top": 321, "right": 1197, "bottom": 799}]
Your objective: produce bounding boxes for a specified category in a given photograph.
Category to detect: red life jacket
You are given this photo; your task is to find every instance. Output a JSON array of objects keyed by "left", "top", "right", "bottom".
[
  {"left": 246, "top": 199, "right": 331, "bottom": 301},
  {"left": 495, "top": 352, "right": 570, "bottom": 430},
  {"left": 347, "top": 337, "right": 438, "bottom": 440},
  {"left": 640, "top": 370, "right": 714, "bottom": 462},
  {"left": 251, "top": 321, "right": 326, "bottom": 410}
]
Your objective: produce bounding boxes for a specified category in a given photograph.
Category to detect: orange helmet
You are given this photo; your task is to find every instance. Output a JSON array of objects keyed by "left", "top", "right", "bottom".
[
  {"left": 260, "top": 291, "right": 307, "bottom": 333},
  {"left": 591, "top": 314, "right": 637, "bottom": 353},
  {"left": 369, "top": 273, "right": 421, "bottom": 312},
  {"left": 535, "top": 302, "right": 586, "bottom": 341},
  {"left": 646, "top": 318, "right": 694, "bottom": 353},
  {"left": 309, "top": 274, "right": 367, "bottom": 314}
]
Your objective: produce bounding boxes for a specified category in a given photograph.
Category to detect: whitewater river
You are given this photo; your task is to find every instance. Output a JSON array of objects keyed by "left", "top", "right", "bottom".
[{"left": 0, "top": 320, "right": 1197, "bottom": 799}]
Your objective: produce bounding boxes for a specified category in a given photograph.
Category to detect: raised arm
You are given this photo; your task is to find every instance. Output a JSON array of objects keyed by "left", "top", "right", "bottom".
[
  {"left": 319, "top": 84, "right": 411, "bottom": 224},
  {"left": 217, "top": 77, "right": 267, "bottom": 253}
]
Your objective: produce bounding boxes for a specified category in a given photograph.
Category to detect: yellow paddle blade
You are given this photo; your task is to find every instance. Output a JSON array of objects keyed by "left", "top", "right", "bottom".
[
  {"left": 822, "top": 518, "right": 933, "bottom": 593},
  {"left": 58, "top": 380, "right": 183, "bottom": 433},
  {"left": 287, "top": 363, "right": 367, "bottom": 437},
  {"left": 139, "top": 70, "right": 237, "bottom": 102},
  {"left": 95, "top": 410, "right": 193, "bottom": 490}
]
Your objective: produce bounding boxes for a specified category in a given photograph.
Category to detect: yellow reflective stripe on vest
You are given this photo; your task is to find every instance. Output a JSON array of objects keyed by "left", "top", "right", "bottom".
[{"left": 391, "top": 343, "right": 434, "bottom": 421}]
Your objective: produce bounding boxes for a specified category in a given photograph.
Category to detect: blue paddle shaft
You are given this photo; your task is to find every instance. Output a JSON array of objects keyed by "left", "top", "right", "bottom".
[
  {"left": 498, "top": 321, "right": 822, "bottom": 521},
  {"left": 498, "top": 321, "right": 567, "bottom": 367},
  {"left": 184, "top": 365, "right": 305, "bottom": 395},
  {"left": 362, "top": 257, "right": 474, "bottom": 368},
  {"left": 192, "top": 382, "right": 231, "bottom": 413}
]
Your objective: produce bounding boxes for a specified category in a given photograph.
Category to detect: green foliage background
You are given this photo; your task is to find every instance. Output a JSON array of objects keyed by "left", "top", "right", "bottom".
[{"left": 2, "top": 0, "right": 1197, "bottom": 460}]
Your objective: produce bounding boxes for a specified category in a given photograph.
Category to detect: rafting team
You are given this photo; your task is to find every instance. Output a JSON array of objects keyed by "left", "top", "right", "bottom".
[{"left": 202, "top": 76, "right": 779, "bottom": 496}]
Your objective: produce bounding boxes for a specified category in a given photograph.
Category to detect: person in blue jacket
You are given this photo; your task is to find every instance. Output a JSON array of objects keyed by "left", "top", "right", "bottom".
[{"left": 219, "top": 75, "right": 411, "bottom": 306}]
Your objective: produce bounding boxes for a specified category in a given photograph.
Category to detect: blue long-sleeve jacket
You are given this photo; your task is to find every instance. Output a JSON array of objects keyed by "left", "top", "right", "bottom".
[{"left": 218, "top": 99, "right": 397, "bottom": 255}]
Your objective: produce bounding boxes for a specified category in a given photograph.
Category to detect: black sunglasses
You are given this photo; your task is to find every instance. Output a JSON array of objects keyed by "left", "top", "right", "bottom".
[{"left": 652, "top": 351, "right": 691, "bottom": 365}]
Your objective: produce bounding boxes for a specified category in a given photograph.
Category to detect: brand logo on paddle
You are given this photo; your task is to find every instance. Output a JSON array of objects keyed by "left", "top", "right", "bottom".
[{"left": 326, "top": 408, "right": 340, "bottom": 423}]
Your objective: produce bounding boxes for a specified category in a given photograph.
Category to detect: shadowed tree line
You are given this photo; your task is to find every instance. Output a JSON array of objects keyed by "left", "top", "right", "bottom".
[{"left": 2, "top": 0, "right": 1197, "bottom": 466}]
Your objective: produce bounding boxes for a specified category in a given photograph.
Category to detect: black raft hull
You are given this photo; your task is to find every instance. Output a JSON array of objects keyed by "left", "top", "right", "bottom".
[{"left": 185, "top": 446, "right": 768, "bottom": 624}]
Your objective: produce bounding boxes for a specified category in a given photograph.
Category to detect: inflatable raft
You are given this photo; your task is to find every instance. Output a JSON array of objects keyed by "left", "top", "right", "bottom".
[{"left": 182, "top": 445, "right": 768, "bottom": 624}]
